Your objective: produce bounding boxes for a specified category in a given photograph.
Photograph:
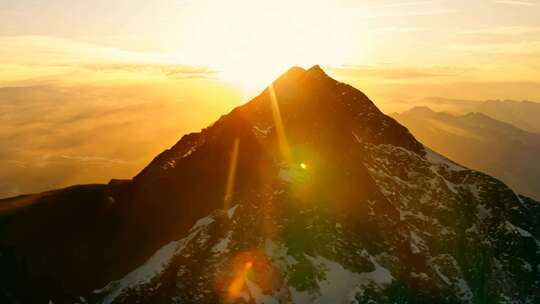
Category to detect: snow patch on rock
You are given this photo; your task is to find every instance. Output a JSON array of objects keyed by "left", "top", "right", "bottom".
[
  {"left": 97, "top": 241, "right": 178, "bottom": 304},
  {"left": 190, "top": 215, "right": 214, "bottom": 232},
  {"left": 425, "top": 147, "right": 466, "bottom": 172}
]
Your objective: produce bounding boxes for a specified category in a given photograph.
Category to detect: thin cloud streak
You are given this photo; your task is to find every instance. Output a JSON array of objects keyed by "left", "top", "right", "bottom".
[
  {"left": 461, "top": 26, "right": 540, "bottom": 35},
  {"left": 449, "top": 41, "right": 540, "bottom": 55},
  {"left": 494, "top": 0, "right": 537, "bottom": 6},
  {"left": 329, "top": 65, "right": 473, "bottom": 81},
  {"left": 338, "top": 0, "right": 456, "bottom": 19},
  {"left": 342, "top": 7, "right": 456, "bottom": 19}
]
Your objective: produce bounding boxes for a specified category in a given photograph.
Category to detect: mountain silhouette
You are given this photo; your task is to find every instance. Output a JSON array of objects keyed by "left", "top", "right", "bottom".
[
  {"left": 1, "top": 66, "right": 539, "bottom": 304},
  {"left": 415, "top": 97, "right": 540, "bottom": 134}
]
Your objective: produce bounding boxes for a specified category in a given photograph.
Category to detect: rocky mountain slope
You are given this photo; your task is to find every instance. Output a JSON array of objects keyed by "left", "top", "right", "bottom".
[
  {"left": 1, "top": 66, "right": 539, "bottom": 304},
  {"left": 392, "top": 106, "right": 540, "bottom": 201}
]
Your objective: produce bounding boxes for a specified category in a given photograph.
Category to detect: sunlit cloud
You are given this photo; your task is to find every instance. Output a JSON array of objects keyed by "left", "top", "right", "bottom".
[
  {"left": 0, "top": 35, "right": 216, "bottom": 86},
  {"left": 461, "top": 26, "right": 540, "bottom": 35},
  {"left": 342, "top": 0, "right": 456, "bottom": 18},
  {"left": 81, "top": 63, "right": 216, "bottom": 79},
  {"left": 449, "top": 41, "right": 540, "bottom": 55},
  {"left": 0, "top": 35, "right": 171, "bottom": 65},
  {"left": 367, "top": 1, "right": 445, "bottom": 9},
  {"left": 494, "top": 0, "right": 537, "bottom": 6},
  {"left": 344, "top": 8, "right": 456, "bottom": 18},
  {"left": 369, "top": 27, "right": 427, "bottom": 33},
  {"left": 0, "top": 81, "right": 243, "bottom": 198},
  {"left": 329, "top": 65, "right": 472, "bottom": 81}
]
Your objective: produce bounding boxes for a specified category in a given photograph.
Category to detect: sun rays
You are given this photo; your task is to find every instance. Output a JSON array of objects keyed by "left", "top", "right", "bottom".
[
  {"left": 269, "top": 84, "right": 291, "bottom": 161},
  {"left": 224, "top": 138, "right": 240, "bottom": 209},
  {"left": 180, "top": 0, "right": 352, "bottom": 91}
]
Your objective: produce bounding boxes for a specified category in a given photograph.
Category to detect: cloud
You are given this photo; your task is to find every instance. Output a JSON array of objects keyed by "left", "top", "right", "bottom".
[
  {"left": 494, "top": 0, "right": 537, "bottom": 6},
  {"left": 461, "top": 26, "right": 540, "bottom": 35},
  {"left": 0, "top": 35, "right": 151, "bottom": 65},
  {"left": 369, "top": 27, "right": 427, "bottom": 33},
  {"left": 340, "top": 0, "right": 456, "bottom": 18},
  {"left": 0, "top": 35, "right": 218, "bottom": 86},
  {"left": 81, "top": 63, "right": 216, "bottom": 79},
  {"left": 329, "top": 65, "right": 472, "bottom": 81},
  {"left": 451, "top": 26, "right": 540, "bottom": 62},
  {"left": 453, "top": 26, "right": 540, "bottom": 75},
  {"left": 365, "top": 1, "right": 445, "bottom": 9},
  {"left": 449, "top": 41, "right": 540, "bottom": 55},
  {"left": 55, "top": 155, "right": 131, "bottom": 165},
  {"left": 350, "top": 80, "right": 540, "bottom": 114},
  {"left": 0, "top": 81, "right": 242, "bottom": 198}
]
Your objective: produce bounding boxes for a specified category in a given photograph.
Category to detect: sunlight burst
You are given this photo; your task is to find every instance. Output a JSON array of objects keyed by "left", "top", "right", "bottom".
[
  {"left": 224, "top": 138, "right": 240, "bottom": 209},
  {"left": 180, "top": 0, "right": 352, "bottom": 92}
]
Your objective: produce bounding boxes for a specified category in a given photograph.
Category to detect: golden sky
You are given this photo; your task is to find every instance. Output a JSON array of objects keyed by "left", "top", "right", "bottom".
[{"left": 1, "top": 0, "right": 539, "bottom": 92}]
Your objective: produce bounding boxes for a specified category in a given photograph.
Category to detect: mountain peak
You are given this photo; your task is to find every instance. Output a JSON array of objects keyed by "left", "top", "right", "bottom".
[
  {"left": 273, "top": 65, "right": 328, "bottom": 85},
  {"left": 306, "top": 64, "right": 329, "bottom": 78},
  {"left": 285, "top": 65, "right": 307, "bottom": 75},
  {"left": 405, "top": 106, "right": 437, "bottom": 116},
  {"left": 246, "top": 64, "right": 425, "bottom": 157},
  {"left": 271, "top": 66, "right": 306, "bottom": 86}
]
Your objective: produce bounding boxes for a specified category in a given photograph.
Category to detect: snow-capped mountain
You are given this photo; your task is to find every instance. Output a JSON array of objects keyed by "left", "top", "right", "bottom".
[
  {"left": 1, "top": 66, "right": 539, "bottom": 304},
  {"left": 392, "top": 106, "right": 540, "bottom": 201}
]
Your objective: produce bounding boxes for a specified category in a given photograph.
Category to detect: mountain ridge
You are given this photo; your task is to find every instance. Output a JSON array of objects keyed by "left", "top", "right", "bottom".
[
  {"left": 393, "top": 106, "right": 540, "bottom": 200},
  {"left": 409, "top": 98, "right": 540, "bottom": 134}
]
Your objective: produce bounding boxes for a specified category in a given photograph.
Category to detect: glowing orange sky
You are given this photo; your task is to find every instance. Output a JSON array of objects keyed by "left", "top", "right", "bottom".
[{"left": 1, "top": 0, "right": 539, "bottom": 94}]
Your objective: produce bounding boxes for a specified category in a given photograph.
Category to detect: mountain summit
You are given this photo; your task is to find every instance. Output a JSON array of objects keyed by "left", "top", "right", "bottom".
[{"left": 1, "top": 66, "right": 539, "bottom": 303}]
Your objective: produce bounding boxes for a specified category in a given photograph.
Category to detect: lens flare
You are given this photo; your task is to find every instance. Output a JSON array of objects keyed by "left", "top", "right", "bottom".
[
  {"left": 227, "top": 260, "right": 252, "bottom": 299},
  {"left": 269, "top": 84, "right": 290, "bottom": 161},
  {"left": 224, "top": 138, "right": 240, "bottom": 209},
  {"left": 220, "top": 250, "right": 282, "bottom": 302}
]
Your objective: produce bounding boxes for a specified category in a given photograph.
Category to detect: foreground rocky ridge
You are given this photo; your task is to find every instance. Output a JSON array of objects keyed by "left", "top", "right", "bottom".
[
  {"left": 89, "top": 146, "right": 540, "bottom": 304},
  {"left": 1, "top": 66, "right": 539, "bottom": 303}
]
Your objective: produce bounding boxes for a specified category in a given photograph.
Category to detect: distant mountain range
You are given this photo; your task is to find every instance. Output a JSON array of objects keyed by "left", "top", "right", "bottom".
[
  {"left": 412, "top": 98, "right": 540, "bottom": 134},
  {"left": 1, "top": 67, "right": 539, "bottom": 304},
  {"left": 392, "top": 106, "right": 540, "bottom": 201}
]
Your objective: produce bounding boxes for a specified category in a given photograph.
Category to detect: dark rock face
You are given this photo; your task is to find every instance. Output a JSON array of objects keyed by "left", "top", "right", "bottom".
[{"left": 1, "top": 66, "right": 538, "bottom": 304}]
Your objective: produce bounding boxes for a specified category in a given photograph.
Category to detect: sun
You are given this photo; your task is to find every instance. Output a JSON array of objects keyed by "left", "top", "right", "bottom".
[{"left": 179, "top": 0, "right": 352, "bottom": 93}]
